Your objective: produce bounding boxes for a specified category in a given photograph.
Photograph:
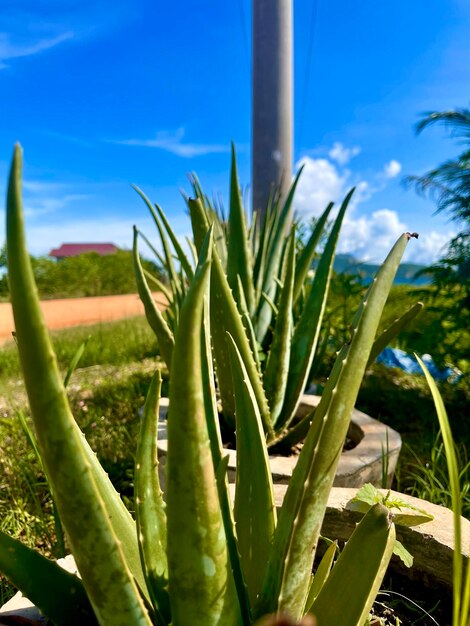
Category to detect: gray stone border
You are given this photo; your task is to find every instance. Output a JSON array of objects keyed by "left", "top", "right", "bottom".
[
  {"left": 157, "top": 395, "right": 402, "bottom": 488},
  {"left": 270, "top": 485, "right": 470, "bottom": 589},
  {"left": 2, "top": 488, "right": 466, "bottom": 619}
]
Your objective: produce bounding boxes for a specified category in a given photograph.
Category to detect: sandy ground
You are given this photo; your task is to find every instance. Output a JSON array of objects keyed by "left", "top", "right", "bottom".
[{"left": 0, "top": 292, "right": 166, "bottom": 345}]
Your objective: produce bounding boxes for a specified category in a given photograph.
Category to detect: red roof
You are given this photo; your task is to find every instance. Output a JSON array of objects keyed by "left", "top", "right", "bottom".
[{"left": 49, "top": 243, "right": 119, "bottom": 258}]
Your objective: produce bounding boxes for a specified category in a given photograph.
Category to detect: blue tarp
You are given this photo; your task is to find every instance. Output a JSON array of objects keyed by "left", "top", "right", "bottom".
[{"left": 376, "top": 347, "right": 458, "bottom": 382}]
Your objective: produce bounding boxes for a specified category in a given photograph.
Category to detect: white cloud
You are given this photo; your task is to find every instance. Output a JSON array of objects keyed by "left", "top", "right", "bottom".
[
  {"left": 328, "top": 142, "right": 361, "bottom": 165},
  {"left": 0, "top": 32, "right": 74, "bottom": 69},
  {"left": 293, "top": 153, "right": 454, "bottom": 265},
  {"left": 340, "top": 208, "right": 454, "bottom": 265},
  {"left": 404, "top": 230, "right": 454, "bottom": 265},
  {"left": 338, "top": 209, "right": 407, "bottom": 262},
  {"left": 384, "top": 159, "right": 402, "bottom": 178},
  {"left": 294, "top": 157, "right": 348, "bottom": 216},
  {"left": 114, "top": 127, "right": 229, "bottom": 158}
]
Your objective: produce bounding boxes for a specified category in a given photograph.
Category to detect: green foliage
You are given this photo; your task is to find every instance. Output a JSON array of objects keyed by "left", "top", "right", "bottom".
[
  {"left": 318, "top": 277, "right": 470, "bottom": 376},
  {"left": 1, "top": 248, "right": 164, "bottom": 300},
  {"left": 1, "top": 145, "right": 411, "bottom": 625},
  {"left": 406, "top": 108, "right": 470, "bottom": 227},
  {"left": 405, "top": 108, "right": 470, "bottom": 367},
  {"left": 401, "top": 436, "right": 470, "bottom": 520}
]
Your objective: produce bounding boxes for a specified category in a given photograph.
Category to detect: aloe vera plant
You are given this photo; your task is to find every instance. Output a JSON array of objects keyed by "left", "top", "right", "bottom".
[
  {"left": 2, "top": 145, "right": 421, "bottom": 626},
  {"left": 134, "top": 146, "right": 422, "bottom": 449}
]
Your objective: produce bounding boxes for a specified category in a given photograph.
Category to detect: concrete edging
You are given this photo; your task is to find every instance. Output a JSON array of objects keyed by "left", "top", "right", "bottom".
[{"left": 157, "top": 394, "right": 402, "bottom": 488}]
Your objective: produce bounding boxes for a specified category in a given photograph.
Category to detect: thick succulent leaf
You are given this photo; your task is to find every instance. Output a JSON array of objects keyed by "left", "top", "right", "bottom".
[
  {"left": 0, "top": 530, "right": 97, "bottom": 626},
  {"left": 187, "top": 181, "right": 228, "bottom": 267},
  {"left": 227, "top": 144, "right": 255, "bottom": 315},
  {"left": 7, "top": 145, "right": 152, "bottom": 625},
  {"left": 188, "top": 197, "right": 272, "bottom": 434},
  {"left": 165, "top": 237, "right": 241, "bottom": 626},
  {"left": 367, "top": 301, "right": 424, "bottom": 367},
  {"left": 154, "top": 202, "right": 194, "bottom": 280},
  {"left": 201, "top": 278, "right": 251, "bottom": 625},
  {"left": 255, "top": 232, "right": 415, "bottom": 621},
  {"left": 304, "top": 541, "right": 337, "bottom": 612},
  {"left": 309, "top": 504, "right": 396, "bottom": 626},
  {"left": 255, "top": 169, "right": 303, "bottom": 343},
  {"left": 252, "top": 200, "right": 274, "bottom": 307},
  {"left": 276, "top": 344, "right": 349, "bottom": 450},
  {"left": 143, "top": 268, "right": 173, "bottom": 304},
  {"left": 135, "top": 371, "right": 170, "bottom": 623},
  {"left": 133, "top": 185, "right": 182, "bottom": 294},
  {"left": 293, "top": 201, "right": 334, "bottom": 304},
  {"left": 228, "top": 334, "right": 277, "bottom": 606},
  {"left": 255, "top": 168, "right": 302, "bottom": 343},
  {"left": 263, "top": 230, "right": 296, "bottom": 427},
  {"left": 235, "top": 276, "right": 262, "bottom": 374},
  {"left": 136, "top": 228, "right": 166, "bottom": 268},
  {"left": 133, "top": 226, "right": 174, "bottom": 369},
  {"left": 279, "top": 188, "right": 354, "bottom": 429}
]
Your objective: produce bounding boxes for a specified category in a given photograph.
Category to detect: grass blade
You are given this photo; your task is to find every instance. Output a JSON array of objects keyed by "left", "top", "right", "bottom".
[
  {"left": 416, "top": 355, "right": 469, "bottom": 626},
  {"left": 63, "top": 337, "right": 89, "bottom": 388}
]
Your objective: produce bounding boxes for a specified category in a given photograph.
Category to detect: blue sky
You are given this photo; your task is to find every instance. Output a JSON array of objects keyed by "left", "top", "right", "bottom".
[{"left": 0, "top": 0, "right": 469, "bottom": 264}]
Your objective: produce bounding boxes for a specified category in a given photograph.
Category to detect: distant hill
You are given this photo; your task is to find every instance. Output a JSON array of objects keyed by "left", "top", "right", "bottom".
[{"left": 333, "top": 254, "right": 431, "bottom": 285}]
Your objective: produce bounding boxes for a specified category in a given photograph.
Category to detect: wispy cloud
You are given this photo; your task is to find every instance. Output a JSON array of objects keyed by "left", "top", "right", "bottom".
[
  {"left": 38, "top": 130, "right": 93, "bottom": 148},
  {"left": 328, "top": 142, "right": 361, "bottom": 166},
  {"left": 0, "top": 31, "right": 74, "bottom": 69},
  {"left": 113, "top": 128, "right": 229, "bottom": 158}
]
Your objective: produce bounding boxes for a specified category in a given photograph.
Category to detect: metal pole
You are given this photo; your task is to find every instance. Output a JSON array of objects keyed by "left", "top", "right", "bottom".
[{"left": 252, "top": 0, "right": 293, "bottom": 222}]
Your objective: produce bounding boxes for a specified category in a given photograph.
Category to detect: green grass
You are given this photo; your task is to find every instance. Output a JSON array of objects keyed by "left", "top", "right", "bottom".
[
  {"left": 0, "top": 315, "right": 159, "bottom": 380},
  {"left": 397, "top": 437, "right": 470, "bottom": 519}
]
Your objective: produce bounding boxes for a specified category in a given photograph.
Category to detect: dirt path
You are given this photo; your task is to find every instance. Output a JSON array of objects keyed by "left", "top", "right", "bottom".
[{"left": 0, "top": 292, "right": 166, "bottom": 345}]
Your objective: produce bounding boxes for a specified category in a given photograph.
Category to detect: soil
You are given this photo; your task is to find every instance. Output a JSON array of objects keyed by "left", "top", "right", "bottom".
[
  {"left": 0, "top": 292, "right": 166, "bottom": 345},
  {"left": 370, "top": 570, "right": 452, "bottom": 626}
]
